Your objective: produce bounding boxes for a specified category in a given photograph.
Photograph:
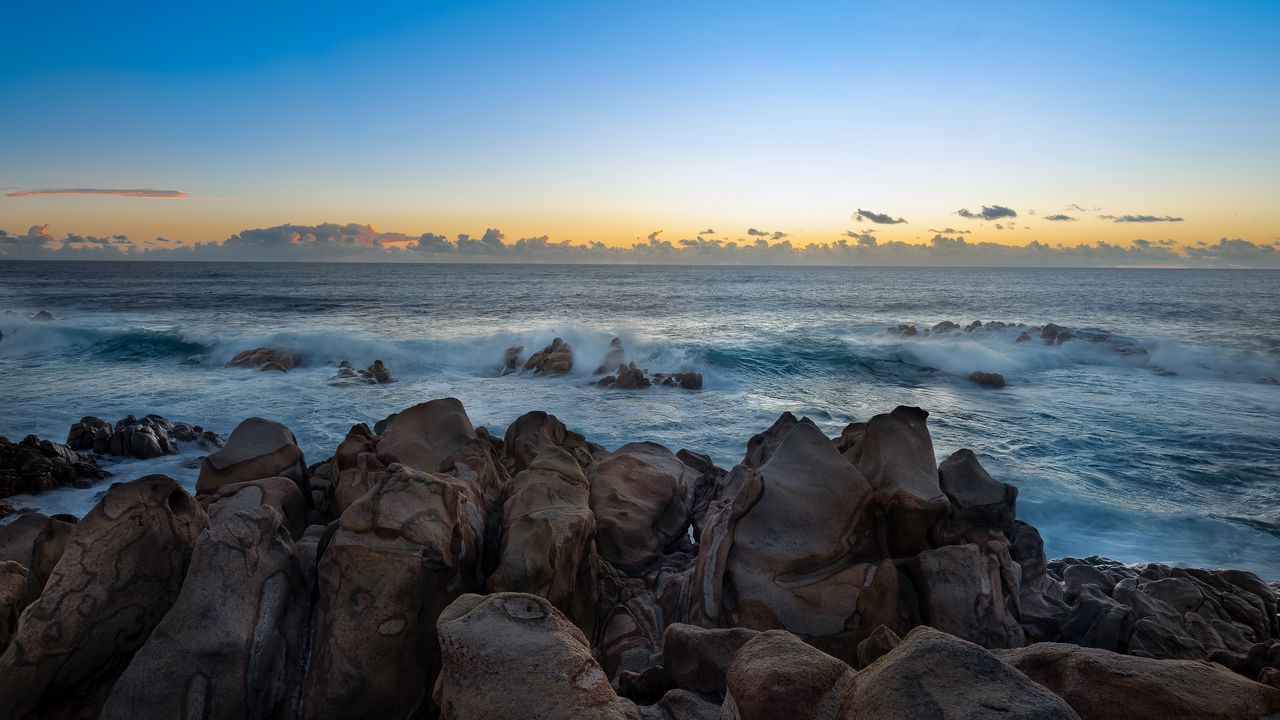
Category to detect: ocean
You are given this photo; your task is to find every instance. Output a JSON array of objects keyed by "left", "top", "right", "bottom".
[{"left": 1, "top": 261, "right": 1277, "bottom": 578}]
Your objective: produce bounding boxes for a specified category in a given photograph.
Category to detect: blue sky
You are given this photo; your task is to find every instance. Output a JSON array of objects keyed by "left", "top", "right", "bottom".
[{"left": 2, "top": 1, "right": 1278, "bottom": 264}]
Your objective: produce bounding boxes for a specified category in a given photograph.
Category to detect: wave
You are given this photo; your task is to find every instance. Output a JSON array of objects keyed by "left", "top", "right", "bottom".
[{"left": 3, "top": 316, "right": 1275, "bottom": 386}]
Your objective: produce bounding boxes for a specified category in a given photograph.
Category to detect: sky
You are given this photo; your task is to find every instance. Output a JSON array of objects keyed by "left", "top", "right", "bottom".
[{"left": 2, "top": 1, "right": 1278, "bottom": 266}]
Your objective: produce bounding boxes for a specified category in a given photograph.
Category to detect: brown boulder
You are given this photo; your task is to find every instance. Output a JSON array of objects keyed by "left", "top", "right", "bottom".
[
  {"left": 999, "top": 642, "right": 1280, "bottom": 720},
  {"left": 524, "top": 337, "right": 574, "bottom": 375},
  {"left": 842, "top": 626, "right": 1078, "bottom": 719},
  {"left": 839, "top": 406, "right": 949, "bottom": 556},
  {"left": 969, "top": 371, "right": 1007, "bottom": 388},
  {"left": 0, "top": 512, "right": 74, "bottom": 604},
  {"left": 908, "top": 542, "right": 1026, "bottom": 649},
  {"left": 0, "top": 475, "right": 208, "bottom": 719},
  {"left": 203, "top": 475, "right": 306, "bottom": 539},
  {"left": 434, "top": 592, "right": 633, "bottom": 719},
  {"left": 488, "top": 447, "right": 599, "bottom": 634},
  {"left": 376, "top": 398, "right": 477, "bottom": 474},
  {"left": 934, "top": 449, "right": 1018, "bottom": 542},
  {"left": 589, "top": 442, "right": 696, "bottom": 573},
  {"left": 662, "top": 623, "right": 759, "bottom": 695},
  {"left": 100, "top": 505, "right": 308, "bottom": 720},
  {"left": 303, "top": 463, "right": 483, "bottom": 719},
  {"left": 503, "top": 410, "right": 600, "bottom": 474},
  {"left": 329, "top": 422, "right": 386, "bottom": 514},
  {"left": 0, "top": 561, "right": 29, "bottom": 653},
  {"left": 225, "top": 347, "right": 302, "bottom": 372},
  {"left": 722, "top": 629, "right": 854, "bottom": 720},
  {"left": 196, "top": 417, "right": 306, "bottom": 494}
]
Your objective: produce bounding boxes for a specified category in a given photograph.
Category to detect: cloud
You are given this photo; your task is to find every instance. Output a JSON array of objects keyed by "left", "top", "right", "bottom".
[
  {"left": 927, "top": 227, "right": 970, "bottom": 234},
  {"left": 3, "top": 223, "right": 1276, "bottom": 268},
  {"left": 698, "top": 228, "right": 716, "bottom": 235},
  {"left": 647, "top": 230, "right": 663, "bottom": 241},
  {"left": 746, "top": 228, "right": 768, "bottom": 236},
  {"left": 5, "top": 188, "right": 188, "bottom": 199},
  {"left": 956, "top": 205, "right": 1017, "bottom": 221},
  {"left": 1044, "top": 214, "right": 1077, "bottom": 222},
  {"left": 1103, "top": 214, "right": 1184, "bottom": 223},
  {"left": 853, "top": 208, "right": 907, "bottom": 225},
  {"left": 1065, "top": 203, "right": 1098, "bottom": 212}
]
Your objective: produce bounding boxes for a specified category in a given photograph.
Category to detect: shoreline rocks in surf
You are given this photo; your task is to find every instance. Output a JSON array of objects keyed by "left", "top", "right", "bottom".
[
  {"left": 0, "top": 397, "right": 1277, "bottom": 718},
  {"left": 0, "top": 435, "right": 107, "bottom": 501},
  {"left": 225, "top": 346, "right": 303, "bottom": 373},
  {"left": 507, "top": 336, "right": 704, "bottom": 390},
  {"left": 67, "top": 414, "right": 222, "bottom": 459},
  {"left": 327, "top": 359, "right": 395, "bottom": 385}
]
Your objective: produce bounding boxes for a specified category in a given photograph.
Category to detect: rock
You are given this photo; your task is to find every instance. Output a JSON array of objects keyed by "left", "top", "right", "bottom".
[
  {"left": 503, "top": 345, "right": 523, "bottom": 374},
  {"left": 722, "top": 629, "right": 854, "bottom": 720},
  {"left": 196, "top": 417, "right": 306, "bottom": 494},
  {"left": 596, "top": 337, "right": 628, "bottom": 375},
  {"left": 0, "top": 561, "right": 29, "bottom": 653},
  {"left": 65, "top": 416, "right": 112, "bottom": 453},
  {"left": 855, "top": 624, "right": 901, "bottom": 668},
  {"left": 589, "top": 442, "right": 696, "bottom": 574},
  {"left": 1041, "top": 323, "right": 1074, "bottom": 344},
  {"left": 0, "top": 475, "right": 208, "bottom": 719},
  {"left": 503, "top": 410, "right": 601, "bottom": 475},
  {"left": 652, "top": 371, "right": 704, "bottom": 390},
  {"left": 329, "top": 422, "right": 385, "bottom": 514},
  {"left": 908, "top": 542, "right": 1026, "bottom": 649},
  {"left": 931, "top": 320, "right": 960, "bottom": 333},
  {"left": 328, "top": 359, "right": 395, "bottom": 384},
  {"left": 965, "top": 320, "right": 983, "bottom": 331},
  {"left": 489, "top": 447, "right": 599, "bottom": 634},
  {"left": 67, "top": 414, "right": 220, "bottom": 459},
  {"left": 100, "top": 505, "right": 308, "bottom": 720},
  {"left": 1060, "top": 583, "right": 1133, "bottom": 651},
  {"left": 377, "top": 397, "right": 478, "bottom": 475},
  {"left": 640, "top": 689, "right": 722, "bottom": 720},
  {"left": 840, "top": 406, "right": 949, "bottom": 557},
  {"left": 435, "top": 592, "right": 633, "bottom": 719},
  {"left": 226, "top": 347, "right": 302, "bottom": 372},
  {"left": 30, "top": 310, "right": 54, "bottom": 322},
  {"left": 935, "top": 449, "right": 1018, "bottom": 541},
  {"left": 969, "top": 371, "right": 1006, "bottom": 388},
  {"left": 843, "top": 626, "right": 1078, "bottom": 719},
  {"left": 0, "top": 433, "right": 108, "bottom": 499},
  {"left": 303, "top": 463, "right": 484, "bottom": 719},
  {"left": 203, "top": 475, "right": 307, "bottom": 539},
  {"left": 662, "top": 624, "right": 759, "bottom": 695},
  {"left": 524, "top": 337, "right": 574, "bottom": 375},
  {"left": 0, "top": 512, "right": 75, "bottom": 604},
  {"left": 1005, "top": 521, "right": 1068, "bottom": 643},
  {"left": 1016, "top": 331, "right": 1032, "bottom": 342},
  {"left": 999, "top": 642, "right": 1280, "bottom": 720}
]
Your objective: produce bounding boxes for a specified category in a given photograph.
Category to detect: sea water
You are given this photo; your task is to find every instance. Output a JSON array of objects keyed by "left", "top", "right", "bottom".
[{"left": 1, "top": 261, "right": 1277, "bottom": 578}]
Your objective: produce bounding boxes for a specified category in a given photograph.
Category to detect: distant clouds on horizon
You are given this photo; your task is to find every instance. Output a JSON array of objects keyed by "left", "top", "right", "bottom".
[{"left": 2, "top": 221, "right": 1277, "bottom": 269}]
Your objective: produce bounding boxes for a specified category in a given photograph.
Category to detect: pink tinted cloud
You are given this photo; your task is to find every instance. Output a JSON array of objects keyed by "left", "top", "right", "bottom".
[{"left": 5, "top": 188, "right": 187, "bottom": 199}]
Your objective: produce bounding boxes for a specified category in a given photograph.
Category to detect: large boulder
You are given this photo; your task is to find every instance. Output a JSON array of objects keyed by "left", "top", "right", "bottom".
[
  {"left": 662, "top": 624, "right": 760, "bottom": 696},
  {"left": 999, "top": 642, "right": 1280, "bottom": 720},
  {"left": 376, "top": 398, "right": 478, "bottom": 475},
  {"left": 488, "top": 448, "right": 599, "bottom": 634},
  {"left": 225, "top": 347, "right": 302, "bottom": 372},
  {"left": 68, "top": 415, "right": 220, "bottom": 458},
  {"left": 329, "top": 422, "right": 387, "bottom": 515},
  {"left": 722, "top": 629, "right": 854, "bottom": 720},
  {"left": 302, "top": 464, "right": 484, "bottom": 719},
  {"left": 0, "top": 512, "right": 75, "bottom": 604},
  {"left": 502, "top": 410, "right": 600, "bottom": 474},
  {"left": 434, "top": 592, "right": 633, "bottom": 719},
  {"left": 908, "top": 542, "right": 1026, "bottom": 649},
  {"left": 196, "top": 417, "right": 306, "bottom": 494},
  {"left": 0, "top": 434, "right": 108, "bottom": 498},
  {"left": 100, "top": 505, "right": 309, "bottom": 720},
  {"left": 0, "top": 475, "right": 208, "bottom": 719},
  {"left": 589, "top": 442, "right": 697, "bottom": 574},
  {"left": 203, "top": 475, "right": 307, "bottom": 539},
  {"left": 0, "top": 561, "right": 28, "bottom": 653},
  {"left": 841, "top": 626, "right": 1078, "bottom": 719},
  {"left": 838, "top": 406, "right": 950, "bottom": 556},
  {"left": 934, "top": 449, "right": 1017, "bottom": 543}
]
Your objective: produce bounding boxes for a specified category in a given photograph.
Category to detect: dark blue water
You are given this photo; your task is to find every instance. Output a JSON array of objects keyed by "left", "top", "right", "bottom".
[{"left": 1, "top": 261, "right": 1277, "bottom": 577}]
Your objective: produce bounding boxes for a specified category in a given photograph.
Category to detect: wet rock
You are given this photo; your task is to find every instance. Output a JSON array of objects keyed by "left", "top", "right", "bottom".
[
  {"left": 652, "top": 371, "right": 703, "bottom": 390},
  {"left": 303, "top": 463, "right": 484, "bottom": 719},
  {"left": 1060, "top": 583, "right": 1133, "bottom": 651},
  {"left": 502, "top": 345, "right": 523, "bottom": 374},
  {"left": 931, "top": 320, "right": 960, "bottom": 333},
  {"left": 886, "top": 323, "right": 918, "bottom": 337},
  {"left": 999, "top": 642, "right": 1280, "bottom": 720},
  {"left": 196, "top": 417, "right": 306, "bottom": 495},
  {"left": 100, "top": 505, "right": 308, "bottom": 720},
  {"left": 969, "top": 370, "right": 1006, "bottom": 388},
  {"left": 67, "top": 414, "right": 221, "bottom": 459},
  {"left": 226, "top": 347, "right": 303, "bottom": 372},
  {"left": 1016, "top": 331, "right": 1032, "bottom": 342},
  {"left": 595, "top": 337, "right": 628, "bottom": 375},
  {"left": 489, "top": 447, "right": 599, "bottom": 633},
  {"left": 0, "top": 475, "right": 208, "bottom": 719},
  {"left": 30, "top": 310, "right": 54, "bottom": 322},
  {"left": 524, "top": 337, "right": 574, "bottom": 375},
  {"left": 328, "top": 359, "right": 395, "bottom": 384},
  {"left": 0, "top": 433, "right": 108, "bottom": 499},
  {"left": 435, "top": 592, "right": 633, "bottom": 719},
  {"left": 589, "top": 442, "right": 696, "bottom": 574}
]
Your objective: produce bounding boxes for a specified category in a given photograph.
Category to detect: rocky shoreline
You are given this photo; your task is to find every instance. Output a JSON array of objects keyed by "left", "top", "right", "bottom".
[{"left": 0, "top": 398, "right": 1278, "bottom": 719}]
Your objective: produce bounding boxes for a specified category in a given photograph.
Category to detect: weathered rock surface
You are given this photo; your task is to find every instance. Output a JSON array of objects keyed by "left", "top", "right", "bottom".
[
  {"left": 722, "top": 629, "right": 854, "bottom": 720},
  {"left": 969, "top": 370, "right": 1006, "bottom": 388},
  {"left": 589, "top": 442, "right": 696, "bottom": 574},
  {"left": 0, "top": 475, "right": 207, "bottom": 719},
  {"left": 0, "top": 433, "right": 108, "bottom": 499},
  {"left": 328, "top": 359, "right": 395, "bottom": 384},
  {"left": 524, "top": 337, "right": 574, "bottom": 375},
  {"left": 100, "top": 505, "right": 308, "bottom": 720},
  {"left": 999, "top": 642, "right": 1280, "bottom": 720},
  {"left": 0, "top": 560, "right": 28, "bottom": 653},
  {"left": 0, "top": 512, "right": 74, "bottom": 605},
  {"left": 435, "top": 592, "right": 633, "bottom": 719},
  {"left": 196, "top": 416, "right": 306, "bottom": 494},
  {"left": 203, "top": 475, "right": 307, "bottom": 539}
]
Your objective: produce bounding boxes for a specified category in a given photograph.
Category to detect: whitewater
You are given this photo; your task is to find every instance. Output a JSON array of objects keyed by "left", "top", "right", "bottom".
[{"left": 1, "top": 261, "right": 1277, "bottom": 577}]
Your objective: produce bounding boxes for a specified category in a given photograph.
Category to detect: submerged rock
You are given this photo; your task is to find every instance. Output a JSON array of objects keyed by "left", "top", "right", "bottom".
[
  {"left": 969, "top": 370, "right": 1006, "bottom": 388},
  {"left": 30, "top": 310, "right": 54, "bottom": 322},
  {"left": 328, "top": 358, "right": 395, "bottom": 384},
  {"left": 226, "top": 347, "right": 303, "bottom": 372}
]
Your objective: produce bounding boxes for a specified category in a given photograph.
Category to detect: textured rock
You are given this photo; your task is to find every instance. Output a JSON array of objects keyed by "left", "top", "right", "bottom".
[
  {"left": 935, "top": 449, "right": 1018, "bottom": 542},
  {"left": 503, "top": 410, "right": 601, "bottom": 474},
  {"left": 999, "top": 642, "right": 1280, "bottom": 720},
  {"left": 488, "top": 447, "right": 599, "bottom": 633},
  {"left": 226, "top": 347, "right": 302, "bottom": 372},
  {"left": 839, "top": 406, "right": 949, "bottom": 557},
  {"left": 855, "top": 624, "right": 901, "bottom": 668},
  {"left": 662, "top": 624, "right": 759, "bottom": 695},
  {"left": 376, "top": 398, "right": 478, "bottom": 475},
  {"left": 842, "top": 626, "right": 1078, "bottom": 719},
  {"left": 303, "top": 463, "right": 483, "bottom": 719},
  {"left": 329, "top": 422, "right": 386, "bottom": 514},
  {"left": 0, "top": 560, "right": 29, "bottom": 653},
  {"left": 196, "top": 417, "right": 306, "bottom": 494},
  {"left": 909, "top": 542, "right": 1026, "bottom": 649},
  {"left": 722, "top": 630, "right": 854, "bottom": 720},
  {"left": 100, "top": 505, "right": 308, "bottom": 720},
  {"left": 589, "top": 442, "right": 696, "bottom": 574},
  {"left": 204, "top": 475, "right": 307, "bottom": 539},
  {"left": 0, "top": 512, "right": 74, "bottom": 604},
  {"left": 434, "top": 592, "right": 634, "bottom": 719},
  {"left": 969, "top": 371, "right": 1007, "bottom": 388},
  {"left": 0, "top": 434, "right": 108, "bottom": 498},
  {"left": 0, "top": 475, "right": 208, "bottom": 719}
]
